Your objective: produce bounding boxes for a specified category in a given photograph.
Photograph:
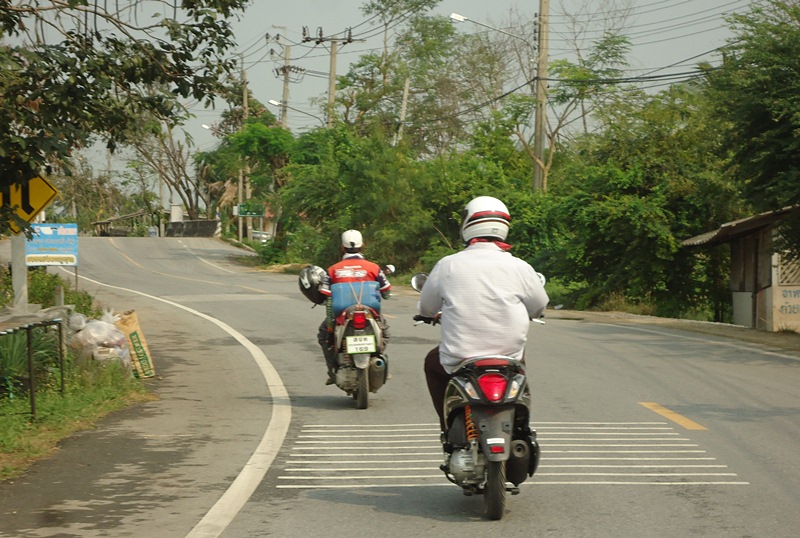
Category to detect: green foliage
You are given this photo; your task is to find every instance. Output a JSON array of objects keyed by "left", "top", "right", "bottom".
[
  {"left": 280, "top": 124, "right": 435, "bottom": 270},
  {"left": 1, "top": 0, "right": 248, "bottom": 234},
  {"left": 539, "top": 82, "right": 739, "bottom": 317},
  {"left": 7, "top": 268, "right": 100, "bottom": 318},
  {"left": 708, "top": 0, "right": 800, "bottom": 258},
  {"left": 0, "top": 326, "right": 59, "bottom": 383}
]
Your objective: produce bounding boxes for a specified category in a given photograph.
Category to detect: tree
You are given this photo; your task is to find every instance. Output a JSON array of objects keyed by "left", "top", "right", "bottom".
[
  {"left": 48, "top": 156, "right": 129, "bottom": 232},
  {"left": 0, "top": 0, "right": 248, "bottom": 233},
  {"left": 279, "top": 124, "right": 435, "bottom": 269},
  {"left": 707, "top": 0, "right": 800, "bottom": 258},
  {"left": 544, "top": 81, "right": 740, "bottom": 318},
  {"left": 127, "top": 125, "right": 211, "bottom": 221}
]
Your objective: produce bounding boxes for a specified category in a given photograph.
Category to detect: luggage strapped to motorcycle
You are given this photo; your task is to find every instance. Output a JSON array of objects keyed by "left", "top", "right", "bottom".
[{"left": 331, "top": 281, "right": 381, "bottom": 318}]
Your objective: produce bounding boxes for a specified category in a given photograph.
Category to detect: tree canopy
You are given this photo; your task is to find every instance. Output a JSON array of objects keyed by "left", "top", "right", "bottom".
[{"left": 0, "top": 0, "right": 248, "bottom": 232}]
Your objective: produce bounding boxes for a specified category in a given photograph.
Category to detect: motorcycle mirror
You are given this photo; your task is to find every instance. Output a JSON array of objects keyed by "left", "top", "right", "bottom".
[{"left": 410, "top": 273, "right": 428, "bottom": 292}]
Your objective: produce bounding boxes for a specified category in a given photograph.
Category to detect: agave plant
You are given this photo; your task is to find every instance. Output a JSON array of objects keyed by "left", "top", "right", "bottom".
[{"left": 0, "top": 327, "right": 60, "bottom": 381}]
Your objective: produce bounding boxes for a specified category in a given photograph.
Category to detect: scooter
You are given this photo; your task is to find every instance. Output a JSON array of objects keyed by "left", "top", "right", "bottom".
[
  {"left": 412, "top": 273, "right": 542, "bottom": 520},
  {"left": 329, "top": 280, "right": 389, "bottom": 409},
  {"left": 298, "top": 265, "right": 392, "bottom": 409}
]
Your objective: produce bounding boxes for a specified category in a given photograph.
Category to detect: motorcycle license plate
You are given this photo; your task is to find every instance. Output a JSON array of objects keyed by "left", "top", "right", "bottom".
[{"left": 346, "top": 335, "right": 377, "bottom": 354}]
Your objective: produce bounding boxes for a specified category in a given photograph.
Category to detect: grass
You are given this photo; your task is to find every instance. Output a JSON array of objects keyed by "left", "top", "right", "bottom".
[
  {"left": 0, "top": 359, "right": 155, "bottom": 480},
  {"left": 0, "top": 266, "right": 152, "bottom": 481}
]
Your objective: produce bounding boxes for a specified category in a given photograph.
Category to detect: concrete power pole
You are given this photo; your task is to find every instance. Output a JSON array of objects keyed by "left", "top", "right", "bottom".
[
  {"left": 533, "top": 0, "right": 550, "bottom": 192},
  {"left": 303, "top": 27, "right": 363, "bottom": 128},
  {"left": 280, "top": 45, "right": 291, "bottom": 128},
  {"left": 326, "top": 40, "right": 338, "bottom": 129}
]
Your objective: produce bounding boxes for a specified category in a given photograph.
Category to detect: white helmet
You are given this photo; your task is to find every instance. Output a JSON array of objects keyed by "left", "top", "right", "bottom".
[
  {"left": 461, "top": 196, "right": 511, "bottom": 243},
  {"left": 341, "top": 229, "right": 363, "bottom": 250}
]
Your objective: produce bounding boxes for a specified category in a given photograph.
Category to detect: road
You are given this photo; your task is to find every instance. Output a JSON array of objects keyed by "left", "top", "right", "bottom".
[{"left": 0, "top": 237, "right": 799, "bottom": 537}]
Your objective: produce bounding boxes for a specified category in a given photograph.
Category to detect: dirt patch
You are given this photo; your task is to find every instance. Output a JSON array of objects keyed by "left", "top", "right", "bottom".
[{"left": 547, "top": 309, "right": 800, "bottom": 356}]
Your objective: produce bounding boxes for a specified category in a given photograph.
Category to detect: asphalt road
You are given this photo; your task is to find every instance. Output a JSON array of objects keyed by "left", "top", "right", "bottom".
[{"left": 1, "top": 237, "right": 799, "bottom": 538}]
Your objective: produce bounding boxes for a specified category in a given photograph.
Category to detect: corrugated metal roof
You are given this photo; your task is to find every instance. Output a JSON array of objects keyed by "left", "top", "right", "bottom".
[{"left": 682, "top": 206, "right": 800, "bottom": 247}]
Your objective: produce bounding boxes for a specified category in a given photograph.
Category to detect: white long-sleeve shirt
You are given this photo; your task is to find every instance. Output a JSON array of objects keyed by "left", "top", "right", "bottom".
[{"left": 418, "top": 242, "right": 549, "bottom": 373}]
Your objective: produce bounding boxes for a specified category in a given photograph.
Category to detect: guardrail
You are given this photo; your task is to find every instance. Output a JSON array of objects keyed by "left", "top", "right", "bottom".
[{"left": 0, "top": 320, "right": 64, "bottom": 420}]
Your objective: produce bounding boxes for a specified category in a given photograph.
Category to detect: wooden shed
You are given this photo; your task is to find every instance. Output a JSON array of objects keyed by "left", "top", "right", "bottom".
[{"left": 683, "top": 206, "right": 800, "bottom": 332}]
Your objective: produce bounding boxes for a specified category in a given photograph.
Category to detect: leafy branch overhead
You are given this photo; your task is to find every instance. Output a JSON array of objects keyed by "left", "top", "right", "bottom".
[{"left": 0, "top": 0, "right": 249, "bottom": 203}]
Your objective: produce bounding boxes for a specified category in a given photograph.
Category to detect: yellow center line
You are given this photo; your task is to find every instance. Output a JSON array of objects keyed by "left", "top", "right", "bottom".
[
  {"left": 108, "top": 238, "right": 269, "bottom": 294},
  {"left": 639, "top": 402, "right": 707, "bottom": 431}
]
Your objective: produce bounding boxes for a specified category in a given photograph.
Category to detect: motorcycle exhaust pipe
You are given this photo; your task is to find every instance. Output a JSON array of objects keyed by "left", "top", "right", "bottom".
[
  {"left": 368, "top": 357, "right": 387, "bottom": 391},
  {"left": 506, "top": 440, "right": 531, "bottom": 486}
]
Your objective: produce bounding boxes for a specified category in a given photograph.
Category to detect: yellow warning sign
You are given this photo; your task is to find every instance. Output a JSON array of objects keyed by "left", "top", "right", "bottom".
[{"left": 1, "top": 177, "right": 59, "bottom": 234}]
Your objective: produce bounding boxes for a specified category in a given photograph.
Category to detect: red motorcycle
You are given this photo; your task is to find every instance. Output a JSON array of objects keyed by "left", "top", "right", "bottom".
[
  {"left": 299, "top": 266, "right": 390, "bottom": 409},
  {"left": 328, "top": 280, "right": 388, "bottom": 409}
]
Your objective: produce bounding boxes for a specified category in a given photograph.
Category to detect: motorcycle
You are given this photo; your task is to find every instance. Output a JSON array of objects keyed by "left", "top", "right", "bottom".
[
  {"left": 411, "top": 272, "right": 543, "bottom": 520},
  {"left": 299, "top": 265, "right": 393, "bottom": 409}
]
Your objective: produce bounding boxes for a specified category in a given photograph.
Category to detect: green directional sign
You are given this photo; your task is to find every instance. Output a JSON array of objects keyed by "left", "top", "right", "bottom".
[{"left": 237, "top": 203, "right": 264, "bottom": 217}]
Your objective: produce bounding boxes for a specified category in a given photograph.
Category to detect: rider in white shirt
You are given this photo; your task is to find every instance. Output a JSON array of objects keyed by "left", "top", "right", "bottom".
[{"left": 418, "top": 196, "right": 549, "bottom": 429}]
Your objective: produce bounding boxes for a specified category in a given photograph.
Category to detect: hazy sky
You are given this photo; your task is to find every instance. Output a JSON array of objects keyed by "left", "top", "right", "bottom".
[
  {"left": 184, "top": 0, "right": 754, "bottom": 150},
  {"left": 80, "top": 0, "right": 756, "bottom": 170}
]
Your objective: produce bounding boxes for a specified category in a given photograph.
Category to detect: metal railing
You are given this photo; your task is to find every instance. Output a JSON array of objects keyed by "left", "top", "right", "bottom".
[{"left": 0, "top": 319, "right": 64, "bottom": 420}]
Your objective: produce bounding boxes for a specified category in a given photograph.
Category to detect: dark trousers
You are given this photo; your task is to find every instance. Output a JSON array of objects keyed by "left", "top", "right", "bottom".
[
  {"left": 318, "top": 320, "right": 337, "bottom": 377},
  {"left": 424, "top": 346, "right": 450, "bottom": 431}
]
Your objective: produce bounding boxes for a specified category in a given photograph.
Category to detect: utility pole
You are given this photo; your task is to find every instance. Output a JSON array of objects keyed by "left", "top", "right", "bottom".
[
  {"left": 280, "top": 45, "right": 291, "bottom": 128},
  {"left": 533, "top": 0, "right": 550, "bottom": 192},
  {"left": 242, "top": 61, "right": 253, "bottom": 241},
  {"left": 268, "top": 32, "right": 292, "bottom": 128},
  {"left": 326, "top": 39, "right": 337, "bottom": 128},
  {"left": 302, "top": 27, "right": 363, "bottom": 128}
]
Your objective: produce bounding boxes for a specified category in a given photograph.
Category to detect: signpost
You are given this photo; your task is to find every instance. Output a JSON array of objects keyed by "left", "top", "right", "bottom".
[{"left": 2, "top": 177, "right": 61, "bottom": 309}]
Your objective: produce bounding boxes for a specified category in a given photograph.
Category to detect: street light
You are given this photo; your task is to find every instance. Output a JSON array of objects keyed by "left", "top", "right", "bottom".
[
  {"left": 268, "top": 99, "right": 325, "bottom": 127},
  {"left": 450, "top": 9, "right": 549, "bottom": 192},
  {"left": 450, "top": 12, "right": 532, "bottom": 47}
]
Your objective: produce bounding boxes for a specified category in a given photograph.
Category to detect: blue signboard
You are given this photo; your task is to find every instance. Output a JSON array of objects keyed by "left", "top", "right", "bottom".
[{"left": 25, "top": 223, "right": 79, "bottom": 266}]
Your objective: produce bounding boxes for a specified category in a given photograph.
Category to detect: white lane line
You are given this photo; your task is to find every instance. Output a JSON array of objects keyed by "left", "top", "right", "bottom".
[
  {"left": 545, "top": 457, "right": 717, "bottom": 460},
  {"left": 67, "top": 272, "right": 291, "bottom": 538},
  {"left": 276, "top": 481, "right": 750, "bottom": 489},
  {"left": 279, "top": 422, "right": 748, "bottom": 489}
]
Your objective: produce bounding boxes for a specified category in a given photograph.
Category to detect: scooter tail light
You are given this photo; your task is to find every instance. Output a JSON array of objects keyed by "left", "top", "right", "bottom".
[
  {"left": 477, "top": 373, "right": 507, "bottom": 402},
  {"left": 351, "top": 311, "right": 368, "bottom": 329}
]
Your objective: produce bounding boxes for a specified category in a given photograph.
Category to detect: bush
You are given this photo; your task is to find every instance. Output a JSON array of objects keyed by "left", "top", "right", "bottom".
[
  {"left": 0, "top": 267, "right": 100, "bottom": 318},
  {"left": 0, "top": 326, "right": 60, "bottom": 390}
]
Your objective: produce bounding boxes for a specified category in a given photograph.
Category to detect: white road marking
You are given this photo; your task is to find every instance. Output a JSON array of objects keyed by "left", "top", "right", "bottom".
[
  {"left": 277, "top": 422, "right": 750, "bottom": 489},
  {"left": 66, "top": 272, "right": 291, "bottom": 538}
]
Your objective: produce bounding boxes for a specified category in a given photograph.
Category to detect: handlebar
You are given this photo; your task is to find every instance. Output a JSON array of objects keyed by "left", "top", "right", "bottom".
[{"left": 413, "top": 314, "right": 439, "bottom": 326}]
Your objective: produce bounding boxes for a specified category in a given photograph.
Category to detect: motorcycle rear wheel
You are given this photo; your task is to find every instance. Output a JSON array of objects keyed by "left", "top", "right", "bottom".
[
  {"left": 355, "top": 369, "right": 369, "bottom": 409},
  {"left": 484, "top": 460, "right": 506, "bottom": 520}
]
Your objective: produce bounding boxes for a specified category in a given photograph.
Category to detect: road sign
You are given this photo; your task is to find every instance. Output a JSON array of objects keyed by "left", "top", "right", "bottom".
[
  {"left": 26, "top": 223, "right": 79, "bottom": 266},
  {"left": 1, "top": 176, "right": 59, "bottom": 234},
  {"left": 237, "top": 203, "right": 264, "bottom": 217}
]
